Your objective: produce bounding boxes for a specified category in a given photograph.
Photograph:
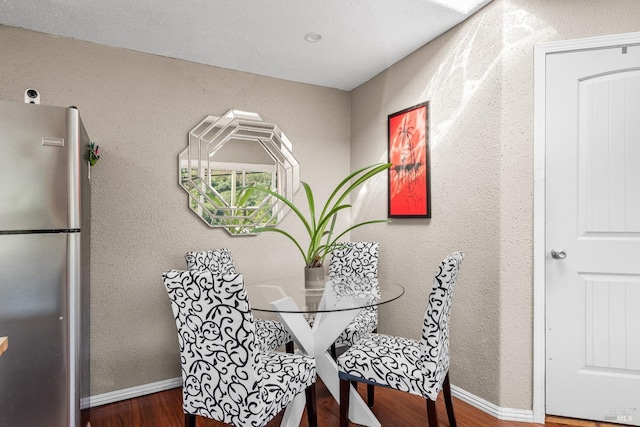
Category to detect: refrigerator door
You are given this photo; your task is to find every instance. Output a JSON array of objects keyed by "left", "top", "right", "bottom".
[
  {"left": 0, "top": 100, "right": 89, "bottom": 427},
  {"left": 0, "top": 100, "right": 71, "bottom": 231},
  {"left": 0, "top": 233, "right": 70, "bottom": 427}
]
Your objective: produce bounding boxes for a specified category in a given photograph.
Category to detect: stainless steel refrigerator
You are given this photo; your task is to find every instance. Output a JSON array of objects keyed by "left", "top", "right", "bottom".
[{"left": 0, "top": 99, "right": 91, "bottom": 427}]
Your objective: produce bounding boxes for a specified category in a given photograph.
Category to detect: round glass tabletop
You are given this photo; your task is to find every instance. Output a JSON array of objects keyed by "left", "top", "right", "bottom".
[{"left": 247, "top": 276, "right": 405, "bottom": 314}]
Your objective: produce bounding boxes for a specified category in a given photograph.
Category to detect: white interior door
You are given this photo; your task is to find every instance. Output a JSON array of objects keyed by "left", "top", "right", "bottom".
[{"left": 546, "top": 44, "right": 640, "bottom": 425}]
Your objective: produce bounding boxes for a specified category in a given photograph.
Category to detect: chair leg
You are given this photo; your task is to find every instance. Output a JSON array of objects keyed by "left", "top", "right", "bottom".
[
  {"left": 443, "top": 373, "right": 457, "bottom": 427},
  {"left": 426, "top": 399, "right": 438, "bottom": 427},
  {"left": 340, "top": 379, "right": 351, "bottom": 427},
  {"left": 286, "top": 340, "right": 294, "bottom": 354},
  {"left": 366, "top": 329, "right": 377, "bottom": 407},
  {"left": 305, "top": 383, "right": 318, "bottom": 427},
  {"left": 185, "top": 413, "right": 196, "bottom": 427}
]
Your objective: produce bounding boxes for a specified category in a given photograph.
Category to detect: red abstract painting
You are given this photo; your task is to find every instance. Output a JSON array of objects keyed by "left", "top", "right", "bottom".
[{"left": 388, "top": 102, "right": 430, "bottom": 218}]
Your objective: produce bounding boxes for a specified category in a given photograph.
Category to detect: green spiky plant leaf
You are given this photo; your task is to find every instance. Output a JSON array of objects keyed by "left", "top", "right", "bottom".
[{"left": 251, "top": 162, "right": 391, "bottom": 268}]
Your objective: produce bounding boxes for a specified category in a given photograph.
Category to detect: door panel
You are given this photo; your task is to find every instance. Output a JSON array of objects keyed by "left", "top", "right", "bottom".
[
  {"left": 0, "top": 233, "right": 69, "bottom": 427},
  {"left": 0, "top": 100, "right": 69, "bottom": 231},
  {"left": 584, "top": 276, "right": 640, "bottom": 370},
  {"left": 546, "top": 44, "right": 640, "bottom": 425},
  {"left": 580, "top": 71, "right": 640, "bottom": 233}
]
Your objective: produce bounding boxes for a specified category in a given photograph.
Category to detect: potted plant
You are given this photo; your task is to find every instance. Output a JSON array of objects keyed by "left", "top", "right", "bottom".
[{"left": 251, "top": 162, "right": 391, "bottom": 287}]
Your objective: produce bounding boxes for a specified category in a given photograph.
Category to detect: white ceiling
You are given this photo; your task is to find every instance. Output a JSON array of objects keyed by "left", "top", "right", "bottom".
[{"left": 0, "top": 0, "right": 492, "bottom": 90}]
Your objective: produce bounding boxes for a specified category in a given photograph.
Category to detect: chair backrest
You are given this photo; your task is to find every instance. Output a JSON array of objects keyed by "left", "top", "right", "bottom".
[
  {"left": 327, "top": 275, "right": 379, "bottom": 297},
  {"left": 328, "top": 242, "right": 379, "bottom": 278},
  {"left": 421, "top": 251, "right": 464, "bottom": 394},
  {"left": 185, "top": 248, "right": 237, "bottom": 275},
  {"left": 163, "top": 269, "right": 262, "bottom": 425}
]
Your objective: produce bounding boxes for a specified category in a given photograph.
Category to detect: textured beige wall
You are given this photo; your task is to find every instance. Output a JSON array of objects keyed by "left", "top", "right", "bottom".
[
  {"left": 350, "top": 0, "right": 640, "bottom": 410},
  {"left": 0, "top": 25, "right": 351, "bottom": 395},
  {"left": 3, "top": 0, "right": 639, "bottom": 411}
]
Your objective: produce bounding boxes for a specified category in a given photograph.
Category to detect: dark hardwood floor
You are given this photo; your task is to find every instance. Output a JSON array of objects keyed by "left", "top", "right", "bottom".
[{"left": 85, "top": 379, "right": 610, "bottom": 427}]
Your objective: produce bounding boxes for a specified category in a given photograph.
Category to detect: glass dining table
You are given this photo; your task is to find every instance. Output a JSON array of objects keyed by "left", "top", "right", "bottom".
[{"left": 246, "top": 276, "right": 404, "bottom": 427}]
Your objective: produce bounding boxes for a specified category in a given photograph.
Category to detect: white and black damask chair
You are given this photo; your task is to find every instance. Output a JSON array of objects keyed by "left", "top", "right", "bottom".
[
  {"left": 328, "top": 241, "right": 380, "bottom": 350},
  {"left": 185, "top": 248, "right": 294, "bottom": 353},
  {"left": 328, "top": 241, "right": 379, "bottom": 405},
  {"left": 337, "top": 251, "right": 464, "bottom": 427},
  {"left": 163, "top": 269, "right": 318, "bottom": 427}
]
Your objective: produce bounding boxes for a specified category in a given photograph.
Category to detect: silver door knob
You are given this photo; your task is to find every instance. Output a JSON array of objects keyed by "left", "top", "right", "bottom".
[{"left": 551, "top": 248, "right": 567, "bottom": 259}]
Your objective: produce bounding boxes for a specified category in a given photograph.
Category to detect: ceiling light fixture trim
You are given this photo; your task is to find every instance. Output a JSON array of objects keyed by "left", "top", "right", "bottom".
[{"left": 304, "top": 32, "right": 322, "bottom": 42}]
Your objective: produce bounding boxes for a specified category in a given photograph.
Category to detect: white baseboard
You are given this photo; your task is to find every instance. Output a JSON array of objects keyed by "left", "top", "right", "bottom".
[
  {"left": 452, "top": 384, "right": 534, "bottom": 423},
  {"left": 82, "top": 376, "right": 534, "bottom": 424},
  {"left": 81, "top": 377, "right": 182, "bottom": 409}
]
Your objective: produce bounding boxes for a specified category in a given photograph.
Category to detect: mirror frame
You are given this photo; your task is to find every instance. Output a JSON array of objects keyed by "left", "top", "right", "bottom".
[{"left": 178, "top": 110, "right": 300, "bottom": 235}]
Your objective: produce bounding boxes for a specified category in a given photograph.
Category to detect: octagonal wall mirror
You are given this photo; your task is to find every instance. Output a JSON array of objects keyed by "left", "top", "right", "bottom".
[{"left": 178, "top": 110, "right": 300, "bottom": 235}]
